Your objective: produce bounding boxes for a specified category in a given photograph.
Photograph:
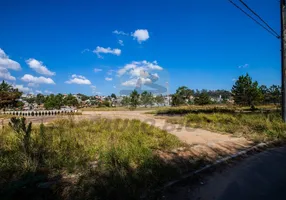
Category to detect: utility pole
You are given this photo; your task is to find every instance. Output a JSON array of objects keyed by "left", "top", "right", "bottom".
[{"left": 281, "top": 0, "right": 286, "bottom": 121}]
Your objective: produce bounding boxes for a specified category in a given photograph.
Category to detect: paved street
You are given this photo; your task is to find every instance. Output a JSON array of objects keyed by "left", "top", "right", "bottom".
[{"left": 163, "top": 146, "right": 286, "bottom": 200}]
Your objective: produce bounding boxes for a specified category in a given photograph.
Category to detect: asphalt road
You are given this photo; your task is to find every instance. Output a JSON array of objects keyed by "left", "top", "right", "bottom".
[{"left": 163, "top": 146, "right": 286, "bottom": 200}]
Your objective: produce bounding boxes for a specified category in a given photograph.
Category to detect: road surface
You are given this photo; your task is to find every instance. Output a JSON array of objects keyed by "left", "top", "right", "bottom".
[{"left": 162, "top": 146, "right": 286, "bottom": 200}]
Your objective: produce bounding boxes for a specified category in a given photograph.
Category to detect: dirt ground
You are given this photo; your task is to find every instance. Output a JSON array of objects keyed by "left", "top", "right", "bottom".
[{"left": 1, "top": 110, "right": 253, "bottom": 160}]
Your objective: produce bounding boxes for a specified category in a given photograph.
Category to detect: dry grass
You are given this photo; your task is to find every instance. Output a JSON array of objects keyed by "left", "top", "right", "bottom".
[
  {"left": 167, "top": 112, "right": 286, "bottom": 143},
  {"left": 0, "top": 117, "right": 204, "bottom": 199}
]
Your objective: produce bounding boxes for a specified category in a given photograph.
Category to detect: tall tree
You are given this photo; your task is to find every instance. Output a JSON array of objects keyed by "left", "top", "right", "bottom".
[
  {"left": 268, "top": 85, "right": 281, "bottom": 105},
  {"left": 194, "top": 92, "right": 211, "bottom": 105},
  {"left": 140, "top": 91, "right": 153, "bottom": 107},
  {"left": 121, "top": 96, "right": 130, "bottom": 107},
  {"left": 64, "top": 94, "right": 79, "bottom": 107},
  {"left": 130, "top": 90, "right": 140, "bottom": 109},
  {"left": 171, "top": 86, "right": 193, "bottom": 106},
  {"left": 36, "top": 93, "right": 45, "bottom": 105},
  {"left": 155, "top": 94, "right": 165, "bottom": 106},
  {"left": 0, "top": 81, "right": 22, "bottom": 110},
  {"left": 231, "top": 74, "right": 262, "bottom": 107}
]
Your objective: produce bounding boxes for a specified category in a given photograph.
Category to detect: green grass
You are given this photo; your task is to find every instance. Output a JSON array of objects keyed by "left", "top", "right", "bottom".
[
  {"left": 167, "top": 112, "right": 286, "bottom": 143},
  {"left": 0, "top": 117, "right": 201, "bottom": 199},
  {"left": 151, "top": 105, "right": 280, "bottom": 115}
]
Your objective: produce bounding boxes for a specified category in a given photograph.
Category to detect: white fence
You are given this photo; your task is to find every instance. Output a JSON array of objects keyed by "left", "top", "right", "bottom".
[{"left": 0, "top": 109, "right": 77, "bottom": 117}]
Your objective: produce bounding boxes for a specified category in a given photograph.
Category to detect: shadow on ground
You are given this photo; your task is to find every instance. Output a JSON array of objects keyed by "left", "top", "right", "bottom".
[{"left": 0, "top": 141, "right": 250, "bottom": 200}]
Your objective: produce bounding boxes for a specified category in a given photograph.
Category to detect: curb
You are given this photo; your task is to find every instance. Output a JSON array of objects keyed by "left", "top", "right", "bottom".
[{"left": 141, "top": 141, "right": 275, "bottom": 199}]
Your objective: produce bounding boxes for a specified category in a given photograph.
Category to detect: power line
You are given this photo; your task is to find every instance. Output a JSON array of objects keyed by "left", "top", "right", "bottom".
[
  {"left": 228, "top": 0, "right": 280, "bottom": 39},
  {"left": 239, "top": 0, "right": 280, "bottom": 38}
]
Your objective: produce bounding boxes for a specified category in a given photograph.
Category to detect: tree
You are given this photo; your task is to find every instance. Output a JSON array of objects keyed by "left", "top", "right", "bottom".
[
  {"left": 269, "top": 85, "right": 281, "bottom": 105},
  {"left": 44, "top": 94, "right": 64, "bottom": 110},
  {"left": 259, "top": 85, "right": 270, "bottom": 104},
  {"left": 121, "top": 96, "right": 130, "bottom": 106},
  {"left": 0, "top": 81, "right": 22, "bottom": 110},
  {"left": 231, "top": 74, "right": 262, "bottom": 107},
  {"left": 111, "top": 93, "right": 117, "bottom": 99},
  {"left": 130, "top": 90, "right": 140, "bottom": 109},
  {"left": 36, "top": 94, "right": 45, "bottom": 105},
  {"left": 140, "top": 91, "right": 153, "bottom": 107},
  {"left": 64, "top": 94, "right": 79, "bottom": 107},
  {"left": 171, "top": 86, "right": 193, "bottom": 106},
  {"left": 26, "top": 97, "right": 36, "bottom": 104},
  {"left": 155, "top": 94, "right": 165, "bottom": 106},
  {"left": 194, "top": 92, "right": 211, "bottom": 105}
]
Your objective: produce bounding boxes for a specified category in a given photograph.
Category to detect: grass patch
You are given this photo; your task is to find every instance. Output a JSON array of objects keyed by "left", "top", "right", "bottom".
[
  {"left": 0, "top": 117, "right": 202, "bottom": 199},
  {"left": 153, "top": 105, "right": 280, "bottom": 115},
  {"left": 167, "top": 112, "right": 286, "bottom": 143}
]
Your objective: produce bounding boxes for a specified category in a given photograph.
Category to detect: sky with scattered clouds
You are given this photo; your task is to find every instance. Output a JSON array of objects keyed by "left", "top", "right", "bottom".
[{"left": 0, "top": 0, "right": 280, "bottom": 95}]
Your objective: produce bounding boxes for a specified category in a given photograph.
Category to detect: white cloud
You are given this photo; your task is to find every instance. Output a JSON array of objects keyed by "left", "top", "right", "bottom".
[
  {"left": 113, "top": 85, "right": 116, "bottom": 89},
  {"left": 0, "top": 68, "right": 16, "bottom": 81},
  {"left": 81, "top": 48, "right": 90, "bottom": 53},
  {"left": 21, "top": 74, "right": 55, "bottom": 85},
  {"left": 93, "top": 46, "right": 121, "bottom": 58},
  {"left": 35, "top": 90, "right": 42, "bottom": 94},
  {"left": 122, "top": 78, "right": 152, "bottom": 87},
  {"left": 27, "top": 82, "right": 39, "bottom": 87},
  {"left": 26, "top": 58, "right": 55, "bottom": 76},
  {"left": 94, "top": 68, "right": 102, "bottom": 73},
  {"left": 65, "top": 74, "right": 91, "bottom": 85},
  {"left": 0, "top": 48, "right": 21, "bottom": 71},
  {"left": 105, "top": 77, "right": 113, "bottom": 81},
  {"left": 14, "top": 84, "right": 32, "bottom": 93},
  {"left": 113, "top": 30, "right": 129, "bottom": 36},
  {"left": 238, "top": 64, "right": 249, "bottom": 68},
  {"left": 117, "top": 60, "right": 163, "bottom": 77},
  {"left": 132, "top": 29, "right": 149, "bottom": 43},
  {"left": 118, "top": 40, "right": 124, "bottom": 46}
]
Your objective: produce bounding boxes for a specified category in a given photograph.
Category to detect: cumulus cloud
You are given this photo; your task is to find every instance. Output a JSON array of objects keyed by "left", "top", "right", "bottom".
[
  {"left": 118, "top": 40, "right": 124, "bottom": 46},
  {"left": 132, "top": 29, "right": 149, "bottom": 43},
  {"left": 93, "top": 46, "right": 121, "bottom": 58},
  {"left": 65, "top": 74, "right": 91, "bottom": 85},
  {"left": 117, "top": 60, "right": 162, "bottom": 77},
  {"left": 0, "top": 68, "right": 16, "bottom": 81},
  {"left": 105, "top": 77, "right": 113, "bottom": 81},
  {"left": 122, "top": 78, "right": 152, "bottom": 87},
  {"left": 0, "top": 48, "right": 21, "bottom": 71},
  {"left": 26, "top": 58, "right": 55, "bottom": 76},
  {"left": 21, "top": 74, "right": 55, "bottom": 85},
  {"left": 35, "top": 90, "right": 42, "bottom": 94},
  {"left": 94, "top": 68, "right": 102, "bottom": 73},
  {"left": 113, "top": 30, "right": 129, "bottom": 36},
  {"left": 14, "top": 84, "right": 32, "bottom": 93},
  {"left": 118, "top": 60, "right": 163, "bottom": 88}
]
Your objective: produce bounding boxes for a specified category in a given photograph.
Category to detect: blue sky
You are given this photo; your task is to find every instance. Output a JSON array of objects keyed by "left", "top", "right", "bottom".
[{"left": 0, "top": 0, "right": 280, "bottom": 95}]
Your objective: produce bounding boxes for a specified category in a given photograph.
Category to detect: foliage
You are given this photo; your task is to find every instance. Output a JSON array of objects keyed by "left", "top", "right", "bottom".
[
  {"left": 0, "top": 81, "right": 22, "bottom": 110},
  {"left": 231, "top": 74, "right": 263, "bottom": 107},
  {"left": 155, "top": 94, "right": 165, "bottom": 106},
  {"left": 8, "top": 117, "right": 32, "bottom": 155},
  {"left": 35, "top": 93, "right": 45, "bottom": 105},
  {"left": 64, "top": 94, "right": 79, "bottom": 107},
  {"left": 111, "top": 93, "right": 117, "bottom": 99},
  {"left": 0, "top": 118, "right": 183, "bottom": 199},
  {"left": 171, "top": 86, "right": 193, "bottom": 106},
  {"left": 194, "top": 92, "right": 212, "bottom": 105},
  {"left": 130, "top": 90, "right": 140, "bottom": 109},
  {"left": 140, "top": 91, "right": 154, "bottom": 107}
]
